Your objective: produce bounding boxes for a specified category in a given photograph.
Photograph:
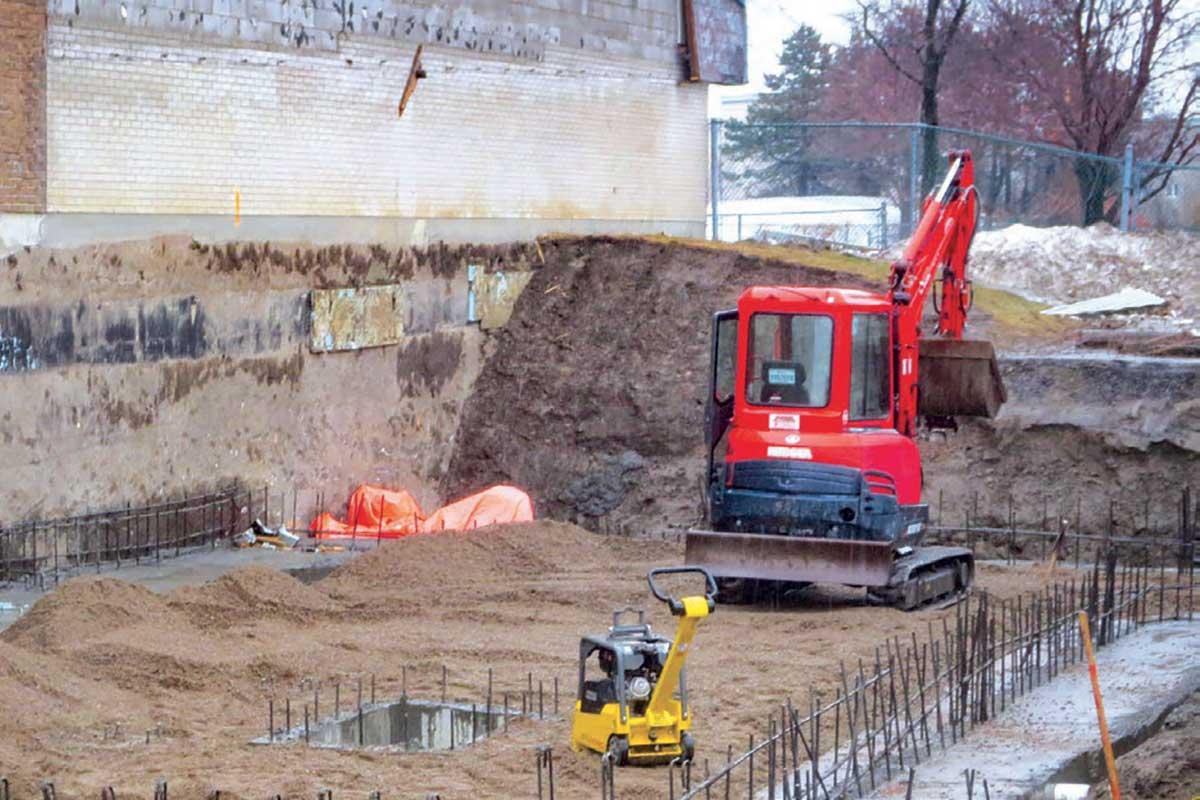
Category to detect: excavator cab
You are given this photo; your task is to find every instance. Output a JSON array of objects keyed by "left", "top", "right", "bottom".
[{"left": 689, "top": 151, "right": 1005, "bottom": 608}]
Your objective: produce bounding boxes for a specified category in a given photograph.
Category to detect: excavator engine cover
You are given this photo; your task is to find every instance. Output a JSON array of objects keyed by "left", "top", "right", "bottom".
[{"left": 918, "top": 338, "right": 1006, "bottom": 418}]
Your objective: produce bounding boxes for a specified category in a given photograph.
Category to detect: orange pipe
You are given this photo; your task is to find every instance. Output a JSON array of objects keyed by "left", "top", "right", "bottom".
[{"left": 1077, "top": 611, "right": 1121, "bottom": 800}]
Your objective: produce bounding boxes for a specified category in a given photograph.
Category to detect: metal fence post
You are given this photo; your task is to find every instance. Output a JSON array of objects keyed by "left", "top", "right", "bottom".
[
  {"left": 1120, "top": 143, "right": 1134, "bottom": 232},
  {"left": 710, "top": 119, "right": 722, "bottom": 241},
  {"left": 908, "top": 126, "right": 920, "bottom": 236},
  {"left": 878, "top": 202, "right": 888, "bottom": 249}
]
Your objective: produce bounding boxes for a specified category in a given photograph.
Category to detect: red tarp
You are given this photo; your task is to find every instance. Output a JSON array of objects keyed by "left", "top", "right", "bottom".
[{"left": 310, "top": 484, "right": 534, "bottom": 539}]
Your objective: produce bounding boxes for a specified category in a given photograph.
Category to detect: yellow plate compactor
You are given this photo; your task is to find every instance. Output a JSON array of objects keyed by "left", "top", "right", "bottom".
[{"left": 570, "top": 566, "right": 716, "bottom": 765}]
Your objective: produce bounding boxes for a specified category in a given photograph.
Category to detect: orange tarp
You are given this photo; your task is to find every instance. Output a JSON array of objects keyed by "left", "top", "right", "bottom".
[
  {"left": 310, "top": 484, "right": 534, "bottom": 539},
  {"left": 421, "top": 484, "right": 535, "bottom": 532}
]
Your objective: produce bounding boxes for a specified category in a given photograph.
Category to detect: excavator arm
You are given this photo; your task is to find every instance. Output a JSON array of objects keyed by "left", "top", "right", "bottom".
[{"left": 887, "top": 151, "right": 1000, "bottom": 437}]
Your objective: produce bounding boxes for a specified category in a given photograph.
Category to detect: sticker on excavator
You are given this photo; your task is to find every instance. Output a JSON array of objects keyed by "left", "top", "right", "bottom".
[
  {"left": 917, "top": 338, "right": 1006, "bottom": 418},
  {"left": 684, "top": 530, "right": 894, "bottom": 587}
]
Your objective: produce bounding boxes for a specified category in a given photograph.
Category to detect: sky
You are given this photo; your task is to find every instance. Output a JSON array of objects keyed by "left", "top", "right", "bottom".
[{"left": 743, "top": 0, "right": 856, "bottom": 93}]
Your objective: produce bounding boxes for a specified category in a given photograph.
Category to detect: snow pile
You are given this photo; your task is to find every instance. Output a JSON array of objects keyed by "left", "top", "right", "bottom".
[
  {"left": 1043, "top": 288, "right": 1166, "bottom": 316},
  {"left": 968, "top": 223, "right": 1200, "bottom": 323}
]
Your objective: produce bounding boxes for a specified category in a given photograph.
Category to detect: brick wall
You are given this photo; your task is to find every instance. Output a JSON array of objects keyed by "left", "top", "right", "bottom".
[
  {"left": 0, "top": 0, "right": 47, "bottom": 213},
  {"left": 41, "top": 0, "right": 711, "bottom": 222}
]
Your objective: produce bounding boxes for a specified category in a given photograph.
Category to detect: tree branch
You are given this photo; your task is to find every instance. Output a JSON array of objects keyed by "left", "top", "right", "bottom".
[{"left": 859, "top": 2, "right": 924, "bottom": 85}]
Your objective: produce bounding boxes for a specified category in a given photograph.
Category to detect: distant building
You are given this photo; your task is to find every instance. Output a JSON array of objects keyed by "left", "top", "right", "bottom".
[
  {"left": 709, "top": 89, "right": 759, "bottom": 121},
  {"left": 0, "top": 0, "right": 747, "bottom": 245}
]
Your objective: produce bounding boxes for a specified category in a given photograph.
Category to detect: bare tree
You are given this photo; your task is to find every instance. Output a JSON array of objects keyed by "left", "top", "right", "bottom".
[
  {"left": 859, "top": 0, "right": 972, "bottom": 193},
  {"left": 990, "top": 0, "right": 1199, "bottom": 224}
]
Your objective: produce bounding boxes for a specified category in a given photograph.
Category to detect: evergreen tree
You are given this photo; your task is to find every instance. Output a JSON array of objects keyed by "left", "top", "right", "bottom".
[{"left": 722, "top": 25, "right": 833, "bottom": 197}]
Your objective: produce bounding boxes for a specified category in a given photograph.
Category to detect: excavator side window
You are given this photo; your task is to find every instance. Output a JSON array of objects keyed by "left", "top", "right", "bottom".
[
  {"left": 713, "top": 313, "right": 737, "bottom": 404},
  {"left": 745, "top": 313, "right": 833, "bottom": 408},
  {"left": 850, "top": 313, "right": 891, "bottom": 420}
]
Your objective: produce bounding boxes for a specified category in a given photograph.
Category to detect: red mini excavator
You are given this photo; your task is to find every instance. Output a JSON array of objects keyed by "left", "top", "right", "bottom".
[{"left": 686, "top": 151, "right": 1006, "bottom": 609}]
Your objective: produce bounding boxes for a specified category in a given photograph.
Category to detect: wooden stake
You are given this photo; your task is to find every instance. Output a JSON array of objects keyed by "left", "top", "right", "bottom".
[{"left": 1078, "top": 611, "right": 1121, "bottom": 800}]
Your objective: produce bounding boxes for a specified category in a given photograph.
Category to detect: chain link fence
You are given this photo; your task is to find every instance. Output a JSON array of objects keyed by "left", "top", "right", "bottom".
[{"left": 707, "top": 121, "right": 1200, "bottom": 248}]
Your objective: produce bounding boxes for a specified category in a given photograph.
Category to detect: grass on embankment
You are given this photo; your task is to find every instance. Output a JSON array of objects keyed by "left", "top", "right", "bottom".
[{"left": 634, "top": 234, "right": 1072, "bottom": 342}]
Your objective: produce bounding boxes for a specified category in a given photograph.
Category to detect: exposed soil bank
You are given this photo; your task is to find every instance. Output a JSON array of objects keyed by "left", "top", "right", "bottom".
[
  {"left": 1093, "top": 688, "right": 1200, "bottom": 799},
  {"left": 0, "top": 237, "right": 538, "bottom": 521}
]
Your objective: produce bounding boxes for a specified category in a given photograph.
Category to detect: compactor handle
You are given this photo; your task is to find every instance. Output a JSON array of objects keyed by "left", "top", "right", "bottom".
[{"left": 647, "top": 567, "right": 718, "bottom": 616}]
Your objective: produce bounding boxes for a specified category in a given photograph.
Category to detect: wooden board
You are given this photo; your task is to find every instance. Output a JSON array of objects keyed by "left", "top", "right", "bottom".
[
  {"left": 684, "top": 0, "right": 747, "bottom": 85},
  {"left": 310, "top": 285, "right": 406, "bottom": 353}
]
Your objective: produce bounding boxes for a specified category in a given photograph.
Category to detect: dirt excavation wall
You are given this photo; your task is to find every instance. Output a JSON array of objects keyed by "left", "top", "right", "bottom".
[
  {"left": 3, "top": 233, "right": 1196, "bottom": 534},
  {"left": 923, "top": 357, "right": 1200, "bottom": 530},
  {"left": 0, "top": 238, "right": 538, "bottom": 521},
  {"left": 444, "top": 236, "right": 1200, "bottom": 536}
]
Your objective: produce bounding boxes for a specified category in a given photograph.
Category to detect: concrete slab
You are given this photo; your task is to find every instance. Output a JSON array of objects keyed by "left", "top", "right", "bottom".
[{"left": 864, "top": 621, "right": 1200, "bottom": 799}]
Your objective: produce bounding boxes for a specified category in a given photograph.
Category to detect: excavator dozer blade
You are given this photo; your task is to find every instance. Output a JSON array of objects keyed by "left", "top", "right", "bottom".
[
  {"left": 918, "top": 338, "right": 1007, "bottom": 418},
  {"left": 685, "top": 530, "right": 894, "bottom": 587}
]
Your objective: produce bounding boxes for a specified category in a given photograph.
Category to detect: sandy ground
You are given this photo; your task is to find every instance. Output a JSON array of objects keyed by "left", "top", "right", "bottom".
[{"left": 0, "top": 521, "right": 1085, "bottom": 800}]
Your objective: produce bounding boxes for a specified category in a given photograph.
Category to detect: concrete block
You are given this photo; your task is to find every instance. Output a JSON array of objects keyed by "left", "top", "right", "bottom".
[
  {"left": 200, "top": 10, "right": 222, "bottom": 33},
  {"left": 236, "top": 16, "right": 267, "bottom": 43},
  {"left": 312, "top": 8, "right": 341, "bottom": 30},
  {"left": 310, "top": 26, "right": 336, "bottom": 47},
  {"left": 258, "top": 0, "right": 285, "bottom": 24},
  {"left": 142, "top": 4, "right": 172, "bottom": 27},
  {"left": 217, "top": 13, "right": 237, "bottom": 37}
]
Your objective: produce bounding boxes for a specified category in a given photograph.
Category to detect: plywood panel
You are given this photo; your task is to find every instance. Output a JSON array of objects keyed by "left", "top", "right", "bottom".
[{"left": 310, "top": 285, "right": 406, "bottom": 352}]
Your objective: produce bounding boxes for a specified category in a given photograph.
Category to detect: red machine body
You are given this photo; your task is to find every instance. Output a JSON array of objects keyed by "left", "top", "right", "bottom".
[
  {"left": 724, "top": 286, "right": 922, "bottom": 505},
  {"left": 690, "top": 151, "right": 1001, "bottom": 608}
]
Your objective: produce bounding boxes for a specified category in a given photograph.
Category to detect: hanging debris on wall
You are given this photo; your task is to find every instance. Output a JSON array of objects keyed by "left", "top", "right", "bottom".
[
  {"left": 681, "top": 0, "right": 747, "bottom": 84},
  {"left": 310, "top": 285, "right": 406, "bottom": 353},
  {"left": 397, "top": 44, "right": 426, "bottom": 119},
  {"left": 472, "top": 268, "right": 533, "bottom": 331}
]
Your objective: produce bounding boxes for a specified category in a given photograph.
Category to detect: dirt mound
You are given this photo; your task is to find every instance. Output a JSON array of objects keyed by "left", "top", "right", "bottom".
[
  {"left": 1, "top": 577, "right": 183, "bottom": 652},
  {"left": 321, "top": 520, "right": 612, "bottom": 599},
  {"left": 442, "top": 235, "right": 877, "bottom": 531},
  {"left": 1094, "top": 689, "right": 1200, "bottom": 799},
  {"left": 169, "top": 564, "right": 339, "bottom": 626}
]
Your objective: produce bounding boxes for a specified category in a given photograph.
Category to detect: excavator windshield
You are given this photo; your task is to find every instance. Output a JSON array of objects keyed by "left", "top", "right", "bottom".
[{"left": 745, "top": 313, "right": 832, "bottom": 407}]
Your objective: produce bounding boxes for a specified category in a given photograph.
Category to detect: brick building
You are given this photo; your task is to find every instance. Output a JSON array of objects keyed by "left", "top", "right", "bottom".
[{"left": 0, "top": 0, "right": 745, "bottom": 244}]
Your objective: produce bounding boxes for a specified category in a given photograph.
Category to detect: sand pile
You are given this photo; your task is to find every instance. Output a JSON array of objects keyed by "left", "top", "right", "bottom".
[
  {"left": 169, "top": 565, "right": 340, "bottom": 627},
  {"left": 1, "top": 577, "right": 185, "bottom": 652},
  {"left": 322, "top": 520, "right": 613, "bottom": 598}
]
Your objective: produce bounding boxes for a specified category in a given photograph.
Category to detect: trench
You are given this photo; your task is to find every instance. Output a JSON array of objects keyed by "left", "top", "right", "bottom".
[
  {"left": 1034, "top": 693, "right": 1190, "bottom": 799},
  {"left": 263, "top": 698, "right": 516, "bottom": 752}
]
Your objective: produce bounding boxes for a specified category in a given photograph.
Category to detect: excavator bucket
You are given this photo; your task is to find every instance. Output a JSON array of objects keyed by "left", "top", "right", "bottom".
[
  {"left": 685, "top": 530, "right": 895, "bottom": 587},
  {"left": 918, "top": 338, "right": 1007, "bottom": 418}
]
